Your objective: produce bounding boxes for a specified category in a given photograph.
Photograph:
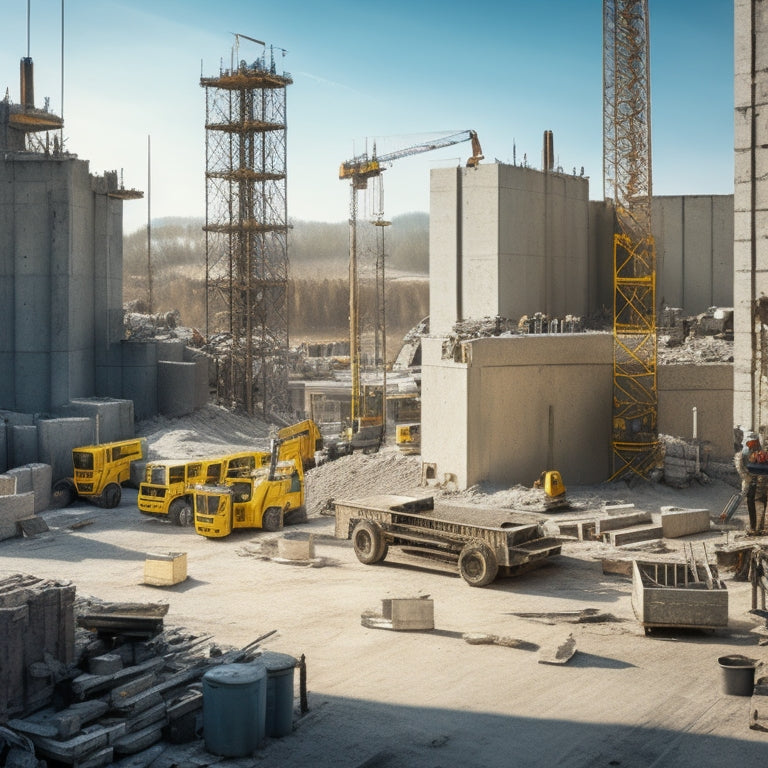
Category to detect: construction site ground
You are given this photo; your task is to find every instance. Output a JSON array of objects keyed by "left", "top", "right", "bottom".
[{"left": 3, "top": 416, "right": 768, "bottom": 766}]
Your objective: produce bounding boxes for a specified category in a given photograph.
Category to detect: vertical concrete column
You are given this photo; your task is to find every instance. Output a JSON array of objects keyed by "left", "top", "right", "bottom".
[
  {"left": 429, "top": 169, "right": 460, "bottom": 335},
  {"left": 734, "top": 0, "right": 768, "bottom": 431}
]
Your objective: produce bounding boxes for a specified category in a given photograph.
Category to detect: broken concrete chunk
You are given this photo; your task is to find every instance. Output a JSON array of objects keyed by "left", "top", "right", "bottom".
[
  {"left": 89, "top": 654, "right": 123, "bottom": 677},
  {"left": 538, "top": 633, "right": 576, "bottom": 665}
]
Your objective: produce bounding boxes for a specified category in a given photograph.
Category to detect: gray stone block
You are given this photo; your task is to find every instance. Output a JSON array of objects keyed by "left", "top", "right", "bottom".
[
  {"left": 29, "top": 463, "right": 52, "bottom": 513},
  {"left": 595, "top": 510, "right": 652, "bottom": 535},
  {"left": 156, "top": 341, "right": 185, "bottom": 363},
  {"left": 11, "top": 425, "right": 39, "bottom": 467},
  {"left": 610, "top": 524, "right": 664, "bottom": 547},
  {"left": 59, "top": 398, "right": 134, "bottom": 444},
  {"left": 6, "top": 466, "right": 32, "bottom": 493},
  {"left": 37, "top": 418, "right": 94, "bottom": 482},
  {"left": 157, "top": 361, "right": 197, "bottom": 419},
  {"left": 89, "top": 653, "right": 124, "bottom": 676},
  {"left": 0, "top": 492, "right": 35, "bottom": 540},
  {"left": 660, "top": 507, "right": 711, "bottom": 538},
  {"left": 0, "top": 474, "right": 17, "bottom": 496}
]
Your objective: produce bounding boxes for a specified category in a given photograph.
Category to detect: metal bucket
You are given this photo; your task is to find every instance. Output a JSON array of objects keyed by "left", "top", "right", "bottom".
[
  {"left": 260, "top": 651, "right": 297, "bottom": 738},
  {"left": 202, "top": 662, "right": 267, "bottom": 756},
  {"left": 718, "top": 655, "right": 756, "bottom": 696}
]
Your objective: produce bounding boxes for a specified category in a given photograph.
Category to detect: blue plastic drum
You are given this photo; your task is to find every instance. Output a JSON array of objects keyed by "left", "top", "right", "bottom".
[
  {"left": 202, "top": 662, "right": 267, "bottom": 756},
  {"left": 260, "top": 651, "right": 297, "bottom": 738}
]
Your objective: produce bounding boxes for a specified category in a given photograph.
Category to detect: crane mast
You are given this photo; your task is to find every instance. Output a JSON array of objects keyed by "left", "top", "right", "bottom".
[
  {"left": 340, "top": 130, "right": 483, "bottom": 430},
  {"left": 603, "top": 0, "right": 659, "bottom": 480}
]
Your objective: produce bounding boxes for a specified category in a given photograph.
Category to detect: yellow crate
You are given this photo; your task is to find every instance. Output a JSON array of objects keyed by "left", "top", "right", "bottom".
[{"left": 144, "top": 552, "right": 187, "bottom": 586}]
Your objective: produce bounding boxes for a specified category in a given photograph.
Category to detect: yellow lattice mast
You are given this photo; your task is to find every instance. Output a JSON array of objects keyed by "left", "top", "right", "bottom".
[{"left": 603, "top": 0, "right": 659, "bottom": 480}]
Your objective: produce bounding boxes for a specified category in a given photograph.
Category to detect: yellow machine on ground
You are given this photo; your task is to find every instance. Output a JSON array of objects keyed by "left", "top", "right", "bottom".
[
  {"left": 533, "top": 470, "right": 568, "bottom": 510},
  {"left": 193, "top": 438, "right": 305, "bottom": 538},
  {"left": 395, "top": 423, "right": 421, "bottom": 454},
  {"left": 138, "top": 451, "right": 271, "bottom": 526},
  {"left": 276, "top": 419, "right": 323, "bottom": 469},
  {"left": 52, "top": 438, "right": 146, "bottom": 509}
]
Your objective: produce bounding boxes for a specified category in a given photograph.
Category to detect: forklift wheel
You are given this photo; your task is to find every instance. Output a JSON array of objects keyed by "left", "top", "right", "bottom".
[
  {"left": 51, "top": 479, "right": 76, "bottom": 508},
  {"left": 262, "top": 506, "right": 284, "bottom": 532},
  {"left": 101, "top": 483, "right": 122, "bottom": 509},
  {"left": 352, "top": 520, "right": 388, "bottom": 564}
]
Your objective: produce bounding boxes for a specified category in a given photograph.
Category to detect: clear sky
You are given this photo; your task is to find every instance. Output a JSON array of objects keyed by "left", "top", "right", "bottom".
[{"left": 1, "top": 1, "right": 734, "bottom": 235}]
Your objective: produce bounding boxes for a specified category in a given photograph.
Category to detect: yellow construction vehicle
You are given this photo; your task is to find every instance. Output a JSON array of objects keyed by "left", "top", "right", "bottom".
[
  {"left": 52, "top": 438, "right": 146, "bottom": 509},
  {"left": 192, "top": 438, "right": 305, "bottom": 538},
  {"left": 138, "top": 451, "right": 271, "bottom": 526},
  {"left": 276, "top": 419, "right": 323, "bottom": 469},
  {"left": 395, "top": 423, "right": 421, "bottom": 454}
]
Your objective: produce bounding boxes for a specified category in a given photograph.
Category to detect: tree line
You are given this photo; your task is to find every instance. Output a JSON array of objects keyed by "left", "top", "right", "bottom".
[{"left": 123, "top": 215, "right": 429, "bottom": 340}]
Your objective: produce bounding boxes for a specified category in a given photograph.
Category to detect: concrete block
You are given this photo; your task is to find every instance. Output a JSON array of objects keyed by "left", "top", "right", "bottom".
[
  {"left": 59, "top": 398, "right": 134, "bottom": 444},
  {"left": 278, "top": 534, "right": 315, "bottom": 561},
  {"left": 603, "top": 503, "right": 636, "bottom": 515},
  {"left": 143, "top": 552, "right": 188, "bottom": 586},
  {"left": 595, "top": 510, "right": 651, "bottom": 536},
  {"left": 10, "top": 425, "right": 38, "bottom": 467},
  {"left": 89, "top": 654, "right": 124, "bottom": 676},
  {"left": 156, "top": 341, "right": 185, "bottom": 363},
  {"left": 6, "top": 466, "right": 32, "bottom": 493},
  {"left": 382, "top": 598, "right": 435, "bottom": 630},
  {"left": 37, "top": 418, "right": 94, "bottom": 482},
  {"left": 0, "top": 474, "right": 17, "bottom": 496},
  {"left": 157, "top": 361, "right": 197, "bottom": 418},
  {"left": 0, "top": 492, "right": 35, "bottom": 540},
  {"left": 121, "top": 341, "right": 158, "bottom": 420},
  {"left": 610, "top": 524, "right": 664, "bottom": 547},
  {"left": 28, "top": 463, "right": 52, "bottom": 513},
  {"left": 660, "top": 507, "right": 711, "bottom": 538},
  {"left": 0, "top": 424, "right": 7, "bottom": 473}
]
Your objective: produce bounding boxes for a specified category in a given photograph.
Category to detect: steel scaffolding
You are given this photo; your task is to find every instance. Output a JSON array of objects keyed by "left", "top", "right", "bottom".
[
  {"left": 201, "top": 41, "right": 292, "bottom": 417},
  {"left": 603, "top": 0, "right": 659, "bottom": 479}
]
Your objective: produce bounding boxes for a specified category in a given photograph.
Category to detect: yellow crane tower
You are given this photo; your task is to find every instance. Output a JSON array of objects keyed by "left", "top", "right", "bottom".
[{"left": 338, "top": 130, "right": 483, "bottom": 437}]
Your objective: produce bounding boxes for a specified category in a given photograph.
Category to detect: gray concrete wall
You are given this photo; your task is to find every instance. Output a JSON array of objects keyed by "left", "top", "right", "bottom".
[
  {"left": 0, "top": 154, "right": 126, "bottom": 414},
  {"left": 429, "top": 164, "right": 590, "bottom": 335},
  {"left": 11, "top": 426, "right": 39, "bottom": 467},
  {"left": 421, "top": 333, "right": 614, "bottom": 489},
  {"left": 121, "top": 341, "right": 158, "bottom": 421},
  {"left": 734, "top": 0, "right": 768, "bottom": 433},
  {"left": 653, "top": 195, "right": 734, "bottom": 313},
  {"left": 157, "top": 361, "right": 199, "bottom": 418},
  {"left": 657, "top": 364, "right": 733, "bottom": 460}
]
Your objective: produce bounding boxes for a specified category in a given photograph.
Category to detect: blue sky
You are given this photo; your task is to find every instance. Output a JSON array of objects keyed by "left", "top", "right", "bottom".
[{"left": 1, "top": 1, "right": 734, "bottom": 235}]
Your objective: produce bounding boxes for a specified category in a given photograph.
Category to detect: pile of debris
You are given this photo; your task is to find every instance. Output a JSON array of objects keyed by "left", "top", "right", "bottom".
[{"left": 0, "top": 577, "right": 287, "bottom": 767}]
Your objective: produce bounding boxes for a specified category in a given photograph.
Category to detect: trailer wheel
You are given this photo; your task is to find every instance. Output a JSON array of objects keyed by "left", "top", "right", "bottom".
[
  {"left": 263, "top": 506, "right": 284, "bottom": 532},
  {"left": 101, "top": 483, "right": 122, "bottom": 509},
  {"left": 169, "top": 498, "right": 194, "bottom": 527},
  {"left": 51, "top": 479, "right": 76, "bottom": 508},
  {"left": 352, "top": 520, "right": 388, "bottom": 564},
  {"left": 458, "top": 541, "right": 498, "bottom": 587}
]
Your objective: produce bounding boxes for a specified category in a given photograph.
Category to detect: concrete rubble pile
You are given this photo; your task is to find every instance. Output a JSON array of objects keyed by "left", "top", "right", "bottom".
[{"left": 0, "top": 578, "right": 276, "bottom": 767}]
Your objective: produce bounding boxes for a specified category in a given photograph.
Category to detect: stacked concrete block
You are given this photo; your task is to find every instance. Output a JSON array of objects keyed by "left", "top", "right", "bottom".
[
  {"left": 157, "top": 361, "right": 199, "bottom": 418},
  {"left": 660, "top": 506, "right": 711, "bottom": 538},
  {"left": 37, "top": 417, "right": 94, "bottom": 482},
  {"left": 0, "top": 492, "right": 34, "bottom": 540},
  {"left": 184, "top": 350, "right": 210, "bottom": 410},
  {"left": 59, "top": 397, "right": 135, "bottom": 444},
  {"left": 121, "top": 341, "right": 158, "bottom": 421},
  {"left": 11, "top": 425, "right": 39, "bottom": 467},
  {"left": 0, "top": 474, "right": 17, "bottom": 495},
  {"left": 157, "top": 341, "right": 186, "bottom": 363},
  {"left": 0, "top": 575, "right": 76, "bottom": 722}
]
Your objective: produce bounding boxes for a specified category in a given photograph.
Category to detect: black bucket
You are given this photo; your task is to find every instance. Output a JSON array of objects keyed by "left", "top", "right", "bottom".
[{"left": 718, "top": 655, "right": 756, "bottom": 696}]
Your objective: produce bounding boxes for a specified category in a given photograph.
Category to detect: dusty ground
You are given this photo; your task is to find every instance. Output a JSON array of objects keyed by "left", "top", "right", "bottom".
[{"left": 3, "top": 408, "right": 768, "bottom": 767}]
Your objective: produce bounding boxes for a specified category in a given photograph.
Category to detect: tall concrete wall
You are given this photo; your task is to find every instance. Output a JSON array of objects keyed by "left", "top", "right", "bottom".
[
  {"left": 0, "top": 154, "right": 125, "bottom": 413},
  {"left": 421, "top": 334, "right": 614, "bottom": 489},
  {"left": 653, "top": 195, "right": 734, "bottom": 312},
  {"left": 734, "top": 0, "right": 768, "bottom": 433},
  {"left": 657, "top": 365, "right": 733, "bottom": 460},
  {"left": 429, "top": 164, "right": 590, "bottom": 335}
]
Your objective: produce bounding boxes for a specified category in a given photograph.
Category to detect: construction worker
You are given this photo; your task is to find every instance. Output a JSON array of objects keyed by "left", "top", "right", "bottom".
[{"left": 735, "top": 431, "right": 768, "bottom": 533}]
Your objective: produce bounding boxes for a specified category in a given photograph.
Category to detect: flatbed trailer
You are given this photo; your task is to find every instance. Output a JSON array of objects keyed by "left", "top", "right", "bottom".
[{"left": 334, "top": 494, "right": 561, "bottom": 587}]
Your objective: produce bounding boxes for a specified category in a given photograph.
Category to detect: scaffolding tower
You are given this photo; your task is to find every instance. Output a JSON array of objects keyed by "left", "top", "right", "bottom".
[
  {"left": 201, "top": 39, "right": 292, "bottom": 417},
  {"left": 603, "top": 0, "right": 659, "bottom": 480}
]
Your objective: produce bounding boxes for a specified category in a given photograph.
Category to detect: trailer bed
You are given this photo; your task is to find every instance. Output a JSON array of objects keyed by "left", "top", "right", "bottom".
[{"left": 333, "top": 495, "right": 561, "bottom": 587}]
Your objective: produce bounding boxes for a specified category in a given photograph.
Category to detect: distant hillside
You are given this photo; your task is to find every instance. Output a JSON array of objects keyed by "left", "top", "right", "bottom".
[{"left": 123, "top": 214, "right": 429, "bottom": 343}]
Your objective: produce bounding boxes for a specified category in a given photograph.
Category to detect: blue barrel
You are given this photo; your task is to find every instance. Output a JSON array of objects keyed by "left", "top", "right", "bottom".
[
  {"left": 260, "top": 652, "right": 297, "bottom": 738},
  {"left": 202, "top": 662, "right": 266, "bottom": 756}
]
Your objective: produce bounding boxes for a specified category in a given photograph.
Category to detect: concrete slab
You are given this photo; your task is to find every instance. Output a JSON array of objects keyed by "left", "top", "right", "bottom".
[
  {"left": 10, "top": 425, "right": 38, "bottom": 467},
  {"left": 37, "top": 418, "right": 94, "bottom": 482},
  {"left": 0, "top": 474, "right": 17, "bottom": 496},
  {"left": 157, "top": 361, "right": 197, "bottom": 418},
  {"left": 595, "top": 511, "right": 652, "bottom": 536},
  {"left": 59, "top": 398, "right": 134, "bottom": 444},
  {"left": 660, "top": 507, "right": 712, "bottom": 538},
  {"left": 609, "top": 524, "right": 665, "bottom": 547},
  {"left": 0, "top": 492, "right": 35, "bottom": 540}
]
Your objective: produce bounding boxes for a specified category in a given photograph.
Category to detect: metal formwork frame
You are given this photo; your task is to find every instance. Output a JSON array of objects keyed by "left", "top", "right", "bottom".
[
  {"left": 603, "top": 0, "right": 659, "bottom": 479},
  {"left": 201, "top": 50, "right": 292, "bottom": 417}
]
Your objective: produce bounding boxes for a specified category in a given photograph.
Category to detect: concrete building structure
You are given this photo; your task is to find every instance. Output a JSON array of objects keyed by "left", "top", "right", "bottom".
[
  {"left": 423, "top": 159, "right": 736, "bottom": 489},
  {"left": 734, "top": 0, "right": 768, "bottom": 435}
]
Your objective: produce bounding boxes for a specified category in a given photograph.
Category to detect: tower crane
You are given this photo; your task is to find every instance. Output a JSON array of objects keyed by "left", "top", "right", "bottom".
[{"left": 339, "top": 130, "right": 483, "bottom": 437}]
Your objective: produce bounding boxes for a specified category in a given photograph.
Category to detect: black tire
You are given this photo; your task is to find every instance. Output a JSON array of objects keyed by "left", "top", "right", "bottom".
[
  {"left": 169, "top": 497, "right": 194, "bottom": 527},
  {"left": 458, "top": 541, "right": 498, "bottom": 587},
  {"left": 51, "top": 479, "right": 76, "bottom": 509},
  {"left": 262, "top": 506, "right": 284, "bottom": 532},
  {"left": 352, "top": 520, "right": 388, "bottom": 564},
  {"left": 101, "top": 483, "right": 122, "bottom": 509}
]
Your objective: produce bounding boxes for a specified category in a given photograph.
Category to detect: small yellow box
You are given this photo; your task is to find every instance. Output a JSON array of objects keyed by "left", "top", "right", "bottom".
[{"left": 144, "top": 552, "right": 187, "bottom": 586}]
